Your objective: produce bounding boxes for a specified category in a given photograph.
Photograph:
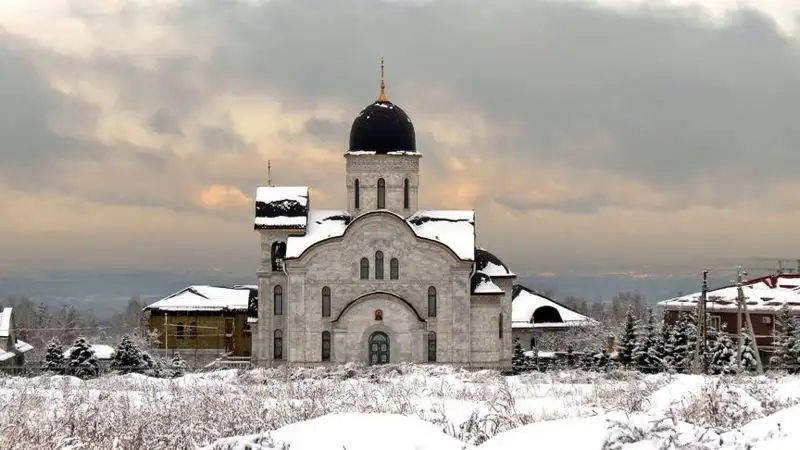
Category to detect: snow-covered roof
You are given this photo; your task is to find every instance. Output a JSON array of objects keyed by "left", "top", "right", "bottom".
[
  {"left": 511, "top": 284, "right": 596, "bottom": 329},
  {"left": 284, "top": 209, "right": 475, "bottom": 261},
  {"left": 658, "top": 274, "right": 800, "bottom": 313},
  {"left": 0, "top": 307, "right": 12, "bottom": 338},
  {"left": 345, "top": 150, "right": 421, "bottom": 156},
  {"left": 64, "top": 344, "right": 115, "bottom": 360},
  {"left": 144, "top": 285, "right": 255, "bottom": 312},
  {"left": 471, "top": 272, "right": 505, "bottom": 295},
  {"left": 475, "top": 248, "right": 515, "bottom": 278},
  {"left": 15, "top": 340, "right": 33, "bottom": 353},
  {"left": 254, "top": 186, "right": 309, "bottom": 229}
]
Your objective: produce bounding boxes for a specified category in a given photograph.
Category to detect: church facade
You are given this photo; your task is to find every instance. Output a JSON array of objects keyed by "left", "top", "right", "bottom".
[{"left": 252, "top": 67, "right": 515, "bottom": 368}]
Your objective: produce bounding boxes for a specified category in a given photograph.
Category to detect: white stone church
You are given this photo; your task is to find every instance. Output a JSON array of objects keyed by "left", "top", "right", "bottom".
[{"left": 252, "top": 68, "right": 517, "bottom": 368}]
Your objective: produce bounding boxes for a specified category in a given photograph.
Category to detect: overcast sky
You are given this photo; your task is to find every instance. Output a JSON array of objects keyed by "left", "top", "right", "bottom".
[{"left": 2, "top": 0, "right": 800, "bottom": 277}]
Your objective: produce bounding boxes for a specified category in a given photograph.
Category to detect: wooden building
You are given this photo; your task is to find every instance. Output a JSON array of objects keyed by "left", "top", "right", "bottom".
[
  {"left": 0, "top": 307, "right": 34, "bottom": 372},
  {"left": 144, "top": 285, "right": 258, "bottom": 364},
  {"left": 659, "top": 273, "right": 800, "bottom": 360}
]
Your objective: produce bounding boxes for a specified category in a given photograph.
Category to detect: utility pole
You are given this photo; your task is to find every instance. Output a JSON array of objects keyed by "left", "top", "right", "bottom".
[
  {"left": 696, "top": 269, "right": 709, "bottom": 374},
  {"left": 735, "top": 266, "right": 764, "bottom": 374},
  {"left": 267, "top": 160, "right": 273, "bottom": 187}
]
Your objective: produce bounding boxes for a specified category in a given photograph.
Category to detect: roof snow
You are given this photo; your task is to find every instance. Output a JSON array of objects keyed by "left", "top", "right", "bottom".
[
  {"left": 144, "top": 285, "right": 254, "bottom": 312},
  {"left": 254, "top": 186, "right": 309, "bottom": 229},
  {"left": 658, "top": 274, "right": 800, "bottom": 312},
  {"left": 471, "top": 272, "right": 505, "bottom": 295},
  {"left": 345, "top": 150, "right": 422, "bottom": 156},
  {"left": 511, "top": 285, "right": 596, "bottom": 329},
  {"left": 64, "top": 344, "right": 115, "bottom": 360},
  {"left": 475, "top": 248, "right": 515, "bottom": 277},
  {"left": 283, "top": 210, "right": 475, "bottom": 261}
]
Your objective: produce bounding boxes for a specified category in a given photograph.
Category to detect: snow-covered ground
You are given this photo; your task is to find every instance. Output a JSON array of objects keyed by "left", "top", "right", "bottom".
[{"left": 2, "top": 365, "right": 800, "bottom": 449}]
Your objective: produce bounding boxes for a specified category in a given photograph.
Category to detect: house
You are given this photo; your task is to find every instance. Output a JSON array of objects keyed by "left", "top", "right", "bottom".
[
  {"left": 658, "top": 273, "right": 800, "bottom": 358},
  {"left": 511, "top": 285, "right": 597, "bottom": 351},
  {"left": 143, "top": 285, "right": 258, "bottom": 364},
  {"left": 0, "top": 307, "right": 34, "bottom": 372}
]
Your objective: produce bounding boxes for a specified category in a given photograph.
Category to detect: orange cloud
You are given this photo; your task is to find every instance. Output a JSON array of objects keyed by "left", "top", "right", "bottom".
[{"left": 197, "top": 184, "right": 250, "bottom": 210}]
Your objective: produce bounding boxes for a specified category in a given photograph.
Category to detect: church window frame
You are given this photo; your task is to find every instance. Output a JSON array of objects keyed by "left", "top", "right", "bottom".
[
  {"left": 273, "top": 329, "right": 283, "bottom": 360},
  {"left": 377, "top": 178, "right": 386, "bottom": 209},
  {"left": 176, "top": 322, "right": 185, "bottom": 340},
  {"left": 321, "top": 331, "right": 331, "bottom": 362},
  {"left": 427, "top": 331, "right": 437, "bottom": 362},
  {"left": 403, "top": 178, "right": 410, "bottom": 209},
  {"left": 427, "top": 287, "right": 437, "bottom": 317},
  {"left": 390, "top": 258, "right": 399, "bottom": 280},
  {"left": 499, "top": 314, "right": 504, "bottom": 339},
  {"left": 273, "top": 285, "right": 283, "bottom": 316},
  {"left": 360, "top": 258, "right": 370, "bottom": 280},
  {"left": 354, "top": 179, "right": 360, "bottom": 209},
  {"left": 321, "top": 286, "right": 331, "bottom": 317},
  {"left": 375, "top": 251, "right": 384, "bottom": 280}
]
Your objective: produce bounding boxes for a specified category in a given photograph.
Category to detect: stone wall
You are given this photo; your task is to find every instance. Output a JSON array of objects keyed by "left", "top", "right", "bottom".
[{"left": 345, "top": 153, "right": 421, "bottom": 217}]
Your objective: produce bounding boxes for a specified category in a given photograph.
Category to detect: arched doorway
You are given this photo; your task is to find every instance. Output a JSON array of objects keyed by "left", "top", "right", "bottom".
[{"left": 368, "top": 331, "right": 390, "bottom": 364}]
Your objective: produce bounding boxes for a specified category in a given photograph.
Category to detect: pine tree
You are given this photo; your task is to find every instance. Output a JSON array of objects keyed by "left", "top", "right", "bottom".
[
  {"left": 739, "top": 328, "right": 758, "bottom": 373},
  {"left": 770, "top": 305, "right": 800, "bottom": 373},
  {"left": 668, "top": 312, "right": 697, "bottom": 373},
  {"left": 67, "top": 337, "right": 100, "bottom": 379},
  {"left": 111, "top": 335, "right": 146, "bottom": 374},
  {"left": 617, "top": 306, "right": 639, "bottom": 367},
  {"left": 512, "top": 338, "right": 528, "bottom": 374},
  {"left": 42, "top": 339, "right": 65, "bottom": 375},
  {"left": 171, "top": 353, "right": 188, "bottom": 377},
  {"left": 633, "top": 309, "right": 659, "bottom": 373},
  {"left": 708, "top": 333, "right": 736, "bottom": 375}
]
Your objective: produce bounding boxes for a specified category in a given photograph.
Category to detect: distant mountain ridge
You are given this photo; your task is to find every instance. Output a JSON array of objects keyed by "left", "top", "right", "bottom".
[{"left": 0, "top": 269, "right": 737, "bottom": 319}]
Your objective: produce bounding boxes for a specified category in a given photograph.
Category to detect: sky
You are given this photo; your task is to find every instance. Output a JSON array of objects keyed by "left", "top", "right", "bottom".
[{"left": 2, "top": 0, "right": 800, "bottom": 278}]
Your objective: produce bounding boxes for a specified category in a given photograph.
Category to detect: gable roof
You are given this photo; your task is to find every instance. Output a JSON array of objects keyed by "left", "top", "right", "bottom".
[
  {"left": 144, "top": 285, "right": 255, "bottom": 312},
  {"left": 658, "top": 273, "right": 800, "bottom": 313},
  {"left": 511, "top": 284, "right": 596, "bottom": 329}
]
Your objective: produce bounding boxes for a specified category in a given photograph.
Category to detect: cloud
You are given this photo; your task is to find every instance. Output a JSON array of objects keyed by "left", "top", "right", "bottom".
[{"left": 2, "top": 0, "right": 800, "bottom": 275}]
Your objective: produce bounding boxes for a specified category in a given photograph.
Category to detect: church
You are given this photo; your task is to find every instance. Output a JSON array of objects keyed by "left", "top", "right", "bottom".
[{"left": 252, "top": 61, "right": 516, "bottom": 368}]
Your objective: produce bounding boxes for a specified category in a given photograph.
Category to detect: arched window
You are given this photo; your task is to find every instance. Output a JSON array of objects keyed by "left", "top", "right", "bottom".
[
  {"left": 176, "top": 322, "right": 185, "bottom": 340},
  {"left": 427, "top": 331, "right": 437, "bottom": 362},
  {"left": 530, "top": 336, "right": 536, "bottom": 349},
  {"left": 499, "top": 314, "right": 504, "bottom": 339},
  {"left": 273, "top": 329, "right": 283, "bottom": 360},
  {"left": 271, "top": 241, "right": 286, "bottom": 271},
  {"left": 321, "top": 286, "right": 331, "bottom": 317},
  {"left": 273, "top": 285, "right": 283, "bottom": 316},
  {"left": 403, "top": 178, "right": 410, "bottom": 209},
  {"left": 390, "top": 258, "right": 399, "bottom": 280},
  {"left": 321, "top": 331, "right": 331, "bottom": 362},
  {"left": 360, "top": 258, "right": 370, "bottom": 280},
  {"left": 189, "top": 322, "right": 198, "bottom": 339},
  {"left": 377, "top": 178, "right": 386, "bottom": 209},
  {"left": 354, "top": 179, "right": 360, "bottom": 209},
  {"left": 375, "top": 251, "right": 384, "bottom": 279},
  {"left": 427, "top": 287, "right": 437, "bottom": 317}
]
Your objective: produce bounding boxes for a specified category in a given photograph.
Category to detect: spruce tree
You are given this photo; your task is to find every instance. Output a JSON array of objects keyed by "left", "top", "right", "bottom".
[
  {"left": 739, "top": 328, "right": 759, "bottom": 373},
  {"left": 633, "top": 309, "right": 659, "bottom": 373},
  {"left": 616, "top": 306, "right": 639, "bottom": 367},
  {"left": 42, "top": 339, "right": 66, "bottom": 375},
  {"left": 111, "top": 334, "right": 146, "bottom": 374},
  {"left": 770, "top": 305, "right": 800, "bottom": 372},
  {"left": 708, "top": 333, "right": 736, "bottom": 375},
  {"left": 668, "top": 312, "right": 697, "bottom": 373},
  {"left": 653, "top": 311, "right": 673, "bottom": 371},
  {"left": 171, "top": 353, "right": 189, "bottom": 377},
  {"left": 67, "top": 337, "right": 100, "bottom": 379},
  {"left": 512, "top": 338, "right": 528, "bottom": 374}
]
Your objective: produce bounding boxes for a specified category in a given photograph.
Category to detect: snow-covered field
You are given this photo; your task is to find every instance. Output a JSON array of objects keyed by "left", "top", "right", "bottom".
[{"left": 2, "top": 365, "right": 800, "bottom": 449}]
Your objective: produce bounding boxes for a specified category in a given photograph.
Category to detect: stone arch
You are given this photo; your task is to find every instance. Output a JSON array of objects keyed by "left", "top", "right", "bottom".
[
  {"left": 532, "top": 306, "right": 563, "bottom": 323},
  {"left": 332, "top": 291, "right": 426, "bottom": 323}
]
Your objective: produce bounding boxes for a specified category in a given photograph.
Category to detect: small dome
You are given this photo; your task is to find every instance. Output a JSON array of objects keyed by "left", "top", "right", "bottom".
[
  {"left": 348, "top": 100, "right": 416, "bottom": 153},
  {"left": 475, "top": 248, "right": 513, "bottom": 277}
]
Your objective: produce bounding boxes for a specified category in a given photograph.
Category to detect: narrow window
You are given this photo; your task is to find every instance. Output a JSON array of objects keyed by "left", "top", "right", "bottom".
[
  {"left": 274, "top": 329, "right": 283, "bottom": 360},
  {"left": 377, "top": 178, "right": 386, "bottom": 209},
  {"left": 390, "top": 258, "right": 399, "bottom": 280},
  {"left": 322, "top": 286, "right": 331, "bottom": 317},
  {"left": 427, "top": 331, "right": 437, "bottom": 362},
  {"left": 403, "top": 178, "right": 410, "bottom": 209},
  {"left": 499, "top": 314, "right": 504, "bottom": 339},
  {"left": 375, "top": 251, "right": 384, "bottom": 280},
  {"left": 428, "top": 287, "right": 437, "bottom": 317},
  {"left": 354, "top": 179, "right": 360, "bottom": 209},
  {"left": 530, "top": 336, "right": 536, "bottom": 349},
  {"left": 321, "top": 331, "right": 331, "bottom": 362},
  {"left": 273, "top": 285, "right": 283, "bottom": 316},
  {"left": 360, "top": 258, "right": 370, "bottom": 280},
  {"left": 176, "top": 322, "right": 185, "bottom": 340},
  {"left": 271, "top": 241, "right": 286, "bottom": 271},
  {"left": 189, "top": 322, "right": 198, "bottom": 339}
]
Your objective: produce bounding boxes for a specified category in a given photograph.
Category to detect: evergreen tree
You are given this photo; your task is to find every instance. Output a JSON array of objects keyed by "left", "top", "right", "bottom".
[
  {"left": 111, "top": 334, "right": 146, "bottom": 374},
  {"left": 650, "top": 312, "right": 672, "bottom": 372},
  {"left": 67, "top": 337, "right": 100, "bottom": 379},
  {"left": 616, "top": 306, "right": 639, "bottom": 366},
  {"left": 770, "top": 305, "right": 800, "bottom": 373},
  {"left": 633, "top": 309, "right": 659, "bottom": 373},
  {"left": 512, "top": 338, "right": 528, "bottom": 374},
  {"left": 668, "top": 312, "right": 697, "bottom": 373},
  {"left": 708, "top": 333, "right": 736, "bottom": 375},
  {"left": 41, "top": 339, "right": 65, "bottom": 375},
  {"left": 171, "top": 353, "right": 189, "bottom": 377},
  {"left": 739, "top": 328, "right": 759, "bottom": 373}
]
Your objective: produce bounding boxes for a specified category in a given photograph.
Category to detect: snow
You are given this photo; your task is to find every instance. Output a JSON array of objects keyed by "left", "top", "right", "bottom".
[
  {"left": 473, "top": 277, "right": 505, "bottom": 295},
  {"left": 659, "top": 274, "right": 800, "bottom": 312},
  {"left": 345, "top": 150, "right": 422, "bottom": 156},
  {"left": 481, "top": 261, "right": 512, "bottom": 277},
  {"left": 475, "top": 248, "right": 515, "bottom": 277},
  {"left": 255, "top": 186, "right": 308, "bottom": 206},
  {"left": 14, "top": 339, "right": 33, "bottom": 353},
  {"left": 0, "top": 306, "right": 12, "bottom": 337},
  {"left": 143, "top": 285, "right": 252, "bottom": 312},
  {"left": 63, "top": 344, "right": 115, "bottom": 360},
  {"left": 285, "top": 210, "right": 350, "bottom": 258},
  {"left": 512, "top": 286, "right": 595, "bottom": 329},
  {"left": 254, "top": 186, "right": 309, "bottom": 229}
]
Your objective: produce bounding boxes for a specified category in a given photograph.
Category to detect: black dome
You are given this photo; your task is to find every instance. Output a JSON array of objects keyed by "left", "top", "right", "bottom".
[{"left": 349, "top": 100, "right": 416, "bottom": 153}]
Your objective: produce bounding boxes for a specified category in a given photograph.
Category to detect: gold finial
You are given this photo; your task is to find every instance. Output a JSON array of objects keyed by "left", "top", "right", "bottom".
[{"left": 377, "top": 57, "right": 388, "bottom": 101}]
